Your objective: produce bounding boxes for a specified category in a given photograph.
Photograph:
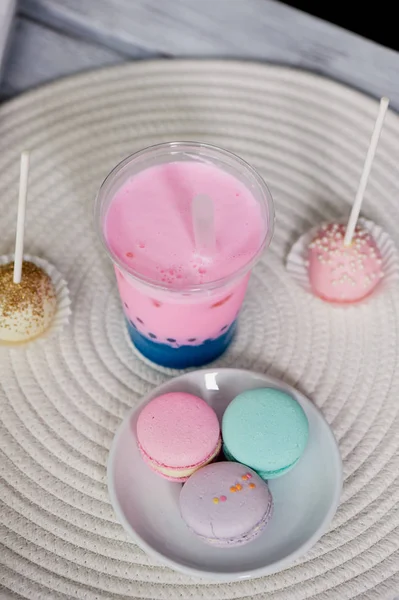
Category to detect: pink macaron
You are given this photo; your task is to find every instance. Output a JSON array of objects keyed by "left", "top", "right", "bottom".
[{"left": 136, "top": 392, "right": 222, "bottom": 482}]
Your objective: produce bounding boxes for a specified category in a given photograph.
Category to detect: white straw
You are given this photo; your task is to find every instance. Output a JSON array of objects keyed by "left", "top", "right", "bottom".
[
  {"left": 192, "top": 193, "right": 215, "bottom": 256},
  {"left": 13, "top": 151, "right": 30, "bottom": 284},
  {"left": 344, "top": 97, "right": 389, "bottom": 246}
]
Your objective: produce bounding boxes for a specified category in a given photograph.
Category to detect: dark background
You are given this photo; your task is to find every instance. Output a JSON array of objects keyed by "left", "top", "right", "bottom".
[{"left": 281, "top": 1, "right": 396, "bottom": 51}]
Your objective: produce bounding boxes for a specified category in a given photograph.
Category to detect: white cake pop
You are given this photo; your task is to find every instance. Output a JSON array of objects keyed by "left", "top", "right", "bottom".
[{"left": 0, "top": 260, "right": 56, "bottom": 342}]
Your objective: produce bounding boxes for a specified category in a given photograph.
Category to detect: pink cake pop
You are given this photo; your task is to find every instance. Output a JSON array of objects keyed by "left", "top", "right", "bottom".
[
  {"left": 308, "top": 223, "right": 383, "bottom": 302},
  {"left": 308, "top": 97, "right": 389, "bottom": 304}
]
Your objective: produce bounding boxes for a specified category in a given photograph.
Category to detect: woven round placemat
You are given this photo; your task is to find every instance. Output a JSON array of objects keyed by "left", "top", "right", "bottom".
[{"left": 0, "top": 61, "right": 398, "bottom": 600}]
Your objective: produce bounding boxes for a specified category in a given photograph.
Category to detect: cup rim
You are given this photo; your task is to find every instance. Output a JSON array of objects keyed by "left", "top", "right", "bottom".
[{"left": 94, "top": 141, "right": 275, "bottom": 294}]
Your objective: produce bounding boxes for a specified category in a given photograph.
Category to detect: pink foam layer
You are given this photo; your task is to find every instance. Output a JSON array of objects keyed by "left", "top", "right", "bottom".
[{"left": 105, "top": 161, "right": 264, "bottom": 287}]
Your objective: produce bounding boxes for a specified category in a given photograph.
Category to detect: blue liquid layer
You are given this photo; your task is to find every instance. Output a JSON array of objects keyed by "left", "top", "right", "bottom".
[{"left": 126, "top": 319, "right": 237, "bottom": 368}]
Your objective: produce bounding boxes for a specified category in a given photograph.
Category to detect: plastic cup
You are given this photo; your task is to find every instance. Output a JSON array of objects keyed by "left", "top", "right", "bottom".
[{"left": 95, "top": 142, "right": 274, "bottom": 368}]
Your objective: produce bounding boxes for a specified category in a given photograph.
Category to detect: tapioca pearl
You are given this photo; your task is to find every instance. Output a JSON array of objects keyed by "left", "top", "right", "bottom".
[
  {"left": 167, "top": 338, "right": 176, "bottom": 343},
  {"left": 129, "top": 320, "right": 137, "bottom": 329},
  {"left": 220, "top": 325, "right": 228, "bottom": 332},
  {"left": 124, "top": 302, "right": 129, "bottom": 309},
  {"left": 137, "top": 317, "right": 144, "bottom": 324},
  {"left": 148, "top": 333, "right": 157, "bottom": 339},
  {"left": 188, "top": 338, "right": 196, "bottom": 342}
]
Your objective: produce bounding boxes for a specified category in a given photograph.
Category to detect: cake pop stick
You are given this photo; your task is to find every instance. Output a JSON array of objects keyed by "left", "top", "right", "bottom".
[
  {"left": 344, "top": 97, "right": 389, "bottom": 246},
  {"left": 13, "top": 151, "right": 30, "bottom": 284}
]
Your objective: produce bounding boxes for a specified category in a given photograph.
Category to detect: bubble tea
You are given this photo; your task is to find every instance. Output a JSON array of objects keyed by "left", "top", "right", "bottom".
[{"left": 95, "top": 142, "right": 274, "bottom": 368}]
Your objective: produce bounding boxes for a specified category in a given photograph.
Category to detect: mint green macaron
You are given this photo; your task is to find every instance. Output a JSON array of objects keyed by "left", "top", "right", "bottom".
[{"left": 222, "top": 387, "right": 309, "bottom": 479}]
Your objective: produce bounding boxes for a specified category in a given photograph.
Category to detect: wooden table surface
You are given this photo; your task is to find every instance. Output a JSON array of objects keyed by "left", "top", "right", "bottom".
[{"left": 1, "top": 0, "right": 399, "bottom": 108}]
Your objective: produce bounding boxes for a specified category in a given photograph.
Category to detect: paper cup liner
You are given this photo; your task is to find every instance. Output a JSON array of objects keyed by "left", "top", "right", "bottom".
[
  {"left": 286, "top": 218, "right": 399, "bottom": 306},
  {"left": 0, "top": 254, "right": 71, "bottom": 346}
]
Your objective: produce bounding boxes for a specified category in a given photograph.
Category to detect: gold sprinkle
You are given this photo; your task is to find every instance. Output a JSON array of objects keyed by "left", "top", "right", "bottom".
[{"left": 0, "top": 261, "right": 55, "bottom": 319}]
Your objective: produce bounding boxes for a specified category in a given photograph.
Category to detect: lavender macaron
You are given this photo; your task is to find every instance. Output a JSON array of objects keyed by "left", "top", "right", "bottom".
[{"left": 179, "top": 462, "right": 273, "bottom": 547}]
